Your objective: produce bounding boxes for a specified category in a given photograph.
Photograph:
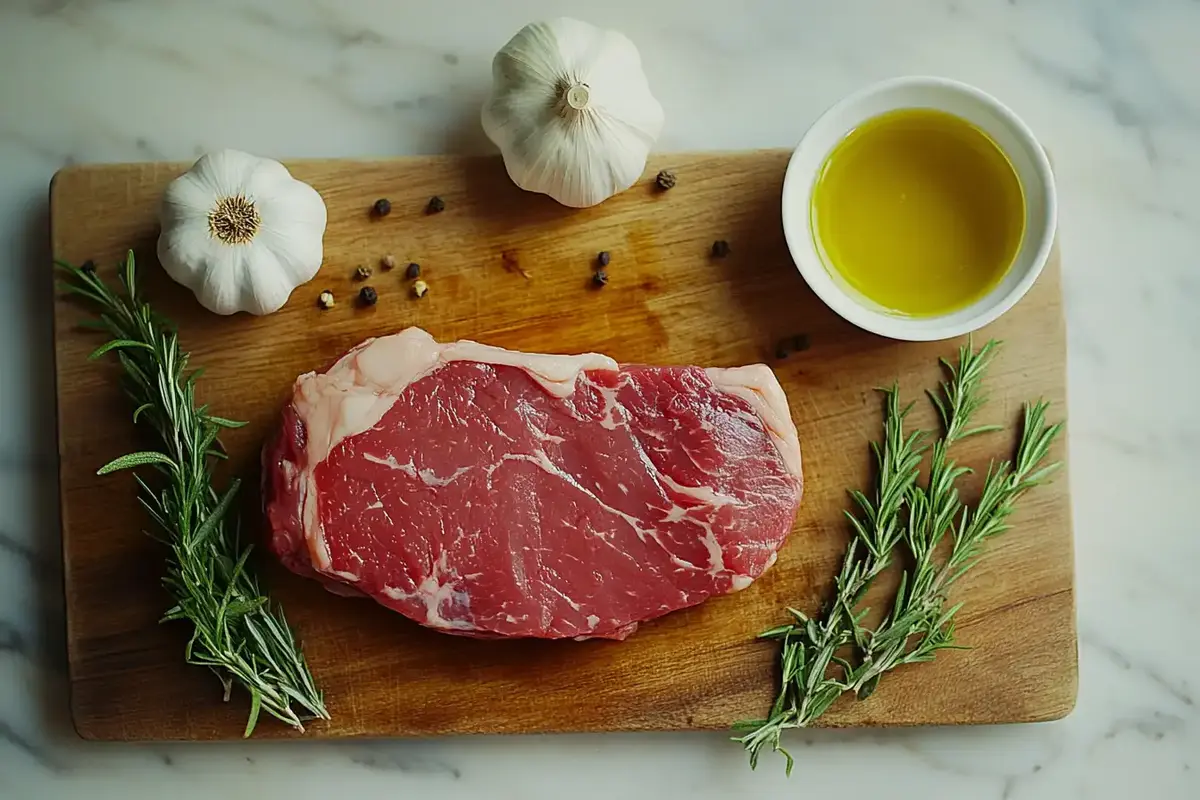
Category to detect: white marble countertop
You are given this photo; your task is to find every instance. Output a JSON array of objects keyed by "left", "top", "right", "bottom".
[{"left": 2, "top": 0, "right": 1197, "bottom": 797}]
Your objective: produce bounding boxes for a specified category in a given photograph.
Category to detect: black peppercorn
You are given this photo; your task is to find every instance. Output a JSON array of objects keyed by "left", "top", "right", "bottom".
[
  {"left": 405, "top": 262, "right": 421, "bottom": 279},
  {"left": 426, "top": 196, "right": 445, "bottom": 214},
  {"left": 711, "top": 240, "right": 731, "bottom": 258},
  {"left": 358, "top": 286, "right": 378, "bottom": 306},
  {"left": 655, "top": 169, "right": 676, "bottom": 190},
  {"left": 597, "top": 251, "right": 611, "bottom": 268},
  {"left": 791, "top": 333, "right": 811, "bottom": 352},
  {"left": 775, "top": 340, "right": 791, "bottom": 360},
  {"left": 80, "top": 260, "right": 96, "bottom": 274},
  {"left": 372, "top": 198, "right": 391, "bottom": 217},
  {"left": 592, "top": 270, "right": 609, "bottom": 287}
]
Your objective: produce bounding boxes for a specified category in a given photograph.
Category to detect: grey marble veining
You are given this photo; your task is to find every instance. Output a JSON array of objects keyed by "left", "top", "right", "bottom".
[{"left": 1, "top": 0, "right": 1198, "bottom": 797}]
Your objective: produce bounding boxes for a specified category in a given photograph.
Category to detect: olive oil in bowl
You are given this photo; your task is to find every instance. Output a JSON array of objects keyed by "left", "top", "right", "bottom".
[{"left": 811, "top": 108, "right": 1026, "bottom": 317}]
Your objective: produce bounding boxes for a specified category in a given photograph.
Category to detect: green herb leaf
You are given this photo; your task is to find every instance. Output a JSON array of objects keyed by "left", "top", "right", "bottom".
[
  {"left": 97, "top": 450, "right": 175, "bottom": 474},
  {"left": 758, "top": 624, "right": 795, "bottom": 640},
  {"left": 856, "top": 673, "right": 881, "bottom": 700},
  {"left": 193, "top": 479, "right": 241, "bottom": 550},
  {"left": 207, "top": 415, "right": 249, "bottom": 429},
  {"left": 87, "top": 338, "right": 154, "bottom": 360},
  {"left": 244, "top": 687, "right": 263, "bottom": 738}
]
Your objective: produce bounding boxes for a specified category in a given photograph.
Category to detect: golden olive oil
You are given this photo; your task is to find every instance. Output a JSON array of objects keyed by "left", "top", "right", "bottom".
[{"left": 811, "top": 108, "right": 1025, "bottom": 316}]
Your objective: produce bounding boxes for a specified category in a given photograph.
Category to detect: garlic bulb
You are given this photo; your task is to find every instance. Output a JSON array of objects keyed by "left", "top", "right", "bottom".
[
  {"left": 481, "top": 18, "right": 665, "bottom": 208},
  {"left": 157, "top": 149, "right": 327, "bottom": 316}
]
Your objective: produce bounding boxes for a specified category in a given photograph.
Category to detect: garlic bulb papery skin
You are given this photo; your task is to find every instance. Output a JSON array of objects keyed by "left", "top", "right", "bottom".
[
  {"left": 481, "top": 18, "right": 665, "bottom": 208},
  {"left": 157, "top": 149, "right": 327, "bottom": 316}
]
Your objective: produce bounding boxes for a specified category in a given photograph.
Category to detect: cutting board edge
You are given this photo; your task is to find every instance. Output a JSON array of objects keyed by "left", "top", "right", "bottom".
[
  {"left": 49, "top": 173, "right": 88, "bottom": 732},
  {"left": 69, "top": 679, "right": 1080, "bottom": 742}
]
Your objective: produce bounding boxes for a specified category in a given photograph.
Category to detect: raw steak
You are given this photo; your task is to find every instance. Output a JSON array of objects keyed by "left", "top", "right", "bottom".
[{"left": 264, "top": 328, "right": 803, "bottom": 640}]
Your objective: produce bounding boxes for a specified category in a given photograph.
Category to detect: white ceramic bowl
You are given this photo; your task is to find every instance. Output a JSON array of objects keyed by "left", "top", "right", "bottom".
[{"left": 781, "top": 76, "right": 1057, "bottom": 341}]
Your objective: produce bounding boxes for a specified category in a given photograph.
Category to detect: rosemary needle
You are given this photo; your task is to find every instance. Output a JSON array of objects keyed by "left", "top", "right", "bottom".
[
  {"left": 57, "top": 252, "right": 328, "bottom": 736},
  {"left": 734, "top": 339, "right": 1063, "bottom": 774}
]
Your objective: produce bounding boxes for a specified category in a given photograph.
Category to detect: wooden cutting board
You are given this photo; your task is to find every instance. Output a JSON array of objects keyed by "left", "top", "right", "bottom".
[{"left": 50, "top": 151, "right": 1075, "bottom": 741}]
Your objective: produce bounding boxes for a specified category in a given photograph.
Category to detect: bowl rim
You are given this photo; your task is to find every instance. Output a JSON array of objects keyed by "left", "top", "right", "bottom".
[{"left": 781, "top": 75, "right": 1058, "bottom": 342}]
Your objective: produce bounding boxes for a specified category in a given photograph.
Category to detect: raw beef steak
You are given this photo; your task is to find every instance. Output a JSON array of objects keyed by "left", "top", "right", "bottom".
[{"left": 264, "top": 328, "right": 803, "bottom": 640}]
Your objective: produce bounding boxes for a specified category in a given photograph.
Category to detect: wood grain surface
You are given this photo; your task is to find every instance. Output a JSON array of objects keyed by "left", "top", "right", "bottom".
[{"left": 49, "top": 151, "right": 1076, "bottom": 741}]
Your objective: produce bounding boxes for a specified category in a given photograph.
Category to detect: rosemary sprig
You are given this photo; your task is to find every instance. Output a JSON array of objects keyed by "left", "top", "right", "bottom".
[
  {"left": 852, "top": 341, "right": 1004, "bottom": 691},
  {"left": 58, "top": 252, "right": 328, "bottom": 736},
  {"left": 734, "top": 339, "right": 1063, "bottom": 774},
  {"left": 732, "top": 386, "right": 926, "bottom": 772}
]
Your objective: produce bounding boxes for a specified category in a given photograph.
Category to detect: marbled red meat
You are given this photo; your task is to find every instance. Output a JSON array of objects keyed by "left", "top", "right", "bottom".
[{"left": 264, "top": 328, "right": 802, "bottom": 640}]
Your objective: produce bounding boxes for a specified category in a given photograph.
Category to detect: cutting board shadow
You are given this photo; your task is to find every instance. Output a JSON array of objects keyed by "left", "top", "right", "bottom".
[{"left": 50, "top": 151, "right": 1075, "bottom": 741}]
